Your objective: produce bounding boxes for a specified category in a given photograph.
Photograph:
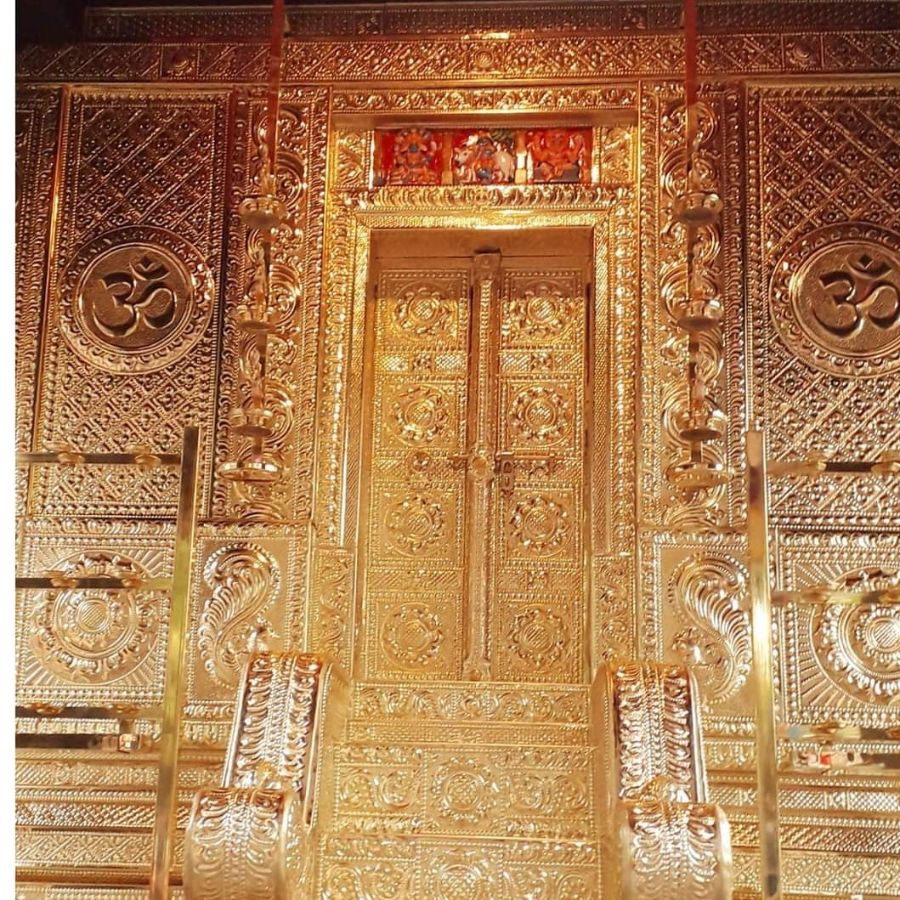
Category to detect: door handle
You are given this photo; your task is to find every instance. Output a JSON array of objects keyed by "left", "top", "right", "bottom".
[{"left": 494, "top": 452, "right": 557, "bottom": 497}]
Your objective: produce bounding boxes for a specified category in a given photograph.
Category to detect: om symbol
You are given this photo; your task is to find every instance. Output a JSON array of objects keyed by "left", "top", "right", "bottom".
[
  {"left": 77, "top": 242, "right": 192, "bottom": 353},
  {"left": 814, "top": 252, "right": 900, "bottom": 338},
  {"left": 777, "top": 229, "right": 900, "bottom": 375},
  {"left": 61, "top": 227, "right": 213, "bottom": 373},
  {"left": 92, "top": 254, "right": 178, "bottom": 339}
]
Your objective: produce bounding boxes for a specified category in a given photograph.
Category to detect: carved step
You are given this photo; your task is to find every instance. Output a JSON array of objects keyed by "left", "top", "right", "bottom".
[
  {"left": 331, "top": 740, "right": 595, "bottom": 840},
  {"left": 319, "top": 832, "right": 599, "bottom": 898}
]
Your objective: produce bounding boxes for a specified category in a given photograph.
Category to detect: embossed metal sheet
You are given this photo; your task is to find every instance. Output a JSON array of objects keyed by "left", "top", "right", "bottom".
[{"left": 359, "top": 245, "right": 590, "bottom": 684}]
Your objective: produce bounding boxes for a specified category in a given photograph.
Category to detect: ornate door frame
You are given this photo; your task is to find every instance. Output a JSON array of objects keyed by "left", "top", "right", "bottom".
[{"left": 309, "top": 152, "right": 640, "bottom": 680}]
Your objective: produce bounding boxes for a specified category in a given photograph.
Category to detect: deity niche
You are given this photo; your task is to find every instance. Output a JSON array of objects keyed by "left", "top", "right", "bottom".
[
  {"left": 377, "top": 128, "right": 443, "bottom": 186},
  {"left": 526, "top": 128, "right": 591, "bottom": 183},
  {"left": 451, "top": 129, "right": 516, "bottom": 185}
]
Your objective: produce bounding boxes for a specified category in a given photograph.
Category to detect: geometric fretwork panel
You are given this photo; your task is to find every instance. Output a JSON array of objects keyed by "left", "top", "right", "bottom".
[
  {"left": 748, "top": 84, "right": 900, "bottom": 527},
  {"left": 29, "top": 89, "right": 230, "bottom": 518},
  {"left": 776, "top": 530, "right": 900, "bottom": 729}
]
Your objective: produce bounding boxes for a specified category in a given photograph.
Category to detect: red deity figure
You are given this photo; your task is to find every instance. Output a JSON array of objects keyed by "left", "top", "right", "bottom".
[{"left": 526, "top": 128, "right": 588, "bottom": 183}]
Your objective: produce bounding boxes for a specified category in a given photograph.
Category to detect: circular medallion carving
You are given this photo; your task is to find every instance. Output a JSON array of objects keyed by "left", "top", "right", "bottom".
[
  {"left": 813, "top": 567, "right": 900, "bottom": 704},
  {"left": 389, "top": 384, "right": 450, "bottom": 445},
  {"left": 508, "top": 495, "right": 570, "bottom": 557},
  {"left": 504, "top": 281, "right": 575, "bottom": 342},
  {"left": 506, "top": 606, "right": 568, "bottom": 669},
  {"left": 428, "top": 850, "right": 495, "bottom": 900},
  {"left": 381, "top": 603, "right": 444, "bottom": 667},
  {"left": 385, "top": 493, "right": 446, "bottom": 556},
  {"left": 508, "top": 385, "right": 572, "bottom": 445},
  {"left": 432, "top": 760, "right": 498, "bottom": 824},
  {"left": 30, "top": 551, "right": 161, "bottom": 684},
  {"left": 59, "top": 226, "right": 214, "bottom": 373},
  {"left": 771, "top": 223, "right": 900, "bottom": 377},
  {"left": 392, "top": 285, "right": 455, "bottom": 340}
]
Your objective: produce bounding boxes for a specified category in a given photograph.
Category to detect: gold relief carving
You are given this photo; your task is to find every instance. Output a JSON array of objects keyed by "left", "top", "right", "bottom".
[
  {"left": 197, "top": 543, "right": 280, "bottom": 689},
  {"left": 812, "top": 566, "right": 900, "bottom": 706},
  {"left": 391, "top": 284, "right": 457, "bottom": 341},
  {"left": 777, "top": 530, "right": 900, "bottom": 728},
  {"left": 184, "top": 788, "right": 309, "bottom": 900},
  {"left": 381, "top": 603, "right": 445, "bottom": 669},
  {"left": 617, "top": 799, "right": 732, "bottom": 900},
  {"left": 333, "top": 86, "right": 636, "bottom": 115},
  {"left": 29, "top": 552, "right": 160, "bottom": 687},
  {"left": 505, "top": 606, "right": 569, "bottom": 672},
  {"left": 388, "top": 384, "right": 451, "bottom": 446},
  {"left": 771, "top": 223, "right": 900, "bottom": 377},
  {"left": 59, "top": 226, "right": 214, "bottom": 373},
  {"left": 334, "top": 130, "right": 370, "bottom": 191},
  {"left": 503, "top": 280, "right": 576, "bottom": 343},
  {"left": 384, "top": 493, "right": 447, "bottom": 556},
  {"left": 432, "top": 759, "right": 499, "bottom": 825},
  {"left": 312, "top": 547, "right": 353, "bottom": 671},
  {"left": 507, "top": 385, "right": 572, "bottom": 447},
  {"left": 600, "top": 125, "right": 634, "bottom": 184},
  {"left": 18, "top": 546, "right": 170, "bottom": 706},
  {"left": 748, "top": 85, "right": 900, "bottom": 525},
  {"left": 507, "top": 494, "right": 571, "bottom": 558},
  {"left": 16, "top": 89, "right": 60, "bottom": 515},
  {"left": 667, "top": 553, "right": 752, "bottom": 707},
  {"left": 32, "top": 91, "right": 228, "bottom": 519}
]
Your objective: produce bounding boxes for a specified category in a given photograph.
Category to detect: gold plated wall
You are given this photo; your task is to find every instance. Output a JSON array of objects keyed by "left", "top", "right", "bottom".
[{"left": 15, "top": 3, "right": 900, "bottom": 896}]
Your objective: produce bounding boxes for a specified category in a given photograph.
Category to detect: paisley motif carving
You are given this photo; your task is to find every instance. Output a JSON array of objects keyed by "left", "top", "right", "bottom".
[
  {"left": 503, "top": 279, "right": 576, "bottom": 343},
  {"left": 381, "top": 603, "right": 444, "bottom": 668},
  {"left": 391, "top": 283, "right": 456, "bottom": 340},
  {"left": 667, "top": 553, "right": 752, "bottom": 705},
  {"left": 197, "top": 544, "right": 280, "bottom": 688},
  {"left": 508, "top": 384, "right": 572, "bottom": 446},
  {"left": 508, "top": 495, "right": 570, "bottom": 557},
  {"left": 506, "top": 607, "right": 568, "bottom": 669},
  {"left": 384, "top": 493, "right": 446, "bottom": 556},
  {"left": 813, "top": 566, "right": 900, "bottom": 705},
  {"left": 388, "top": 383, "right": 450, "bottom": 445},
  {"left": 30, "top": 551, "right": 161, "bottom": 684}
]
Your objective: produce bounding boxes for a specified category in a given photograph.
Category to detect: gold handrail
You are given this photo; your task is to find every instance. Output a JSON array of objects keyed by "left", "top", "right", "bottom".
[
  {"left": 745, "top": 429, "right": 900, "bottom": 900},
  {"left": 16, "top": 425, "right": 201, "bottom": 900}
]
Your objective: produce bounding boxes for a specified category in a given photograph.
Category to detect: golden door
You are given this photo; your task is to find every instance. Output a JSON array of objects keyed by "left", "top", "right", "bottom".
[{"left": 357, "top": 229, "right": 593, "bottom": 684}]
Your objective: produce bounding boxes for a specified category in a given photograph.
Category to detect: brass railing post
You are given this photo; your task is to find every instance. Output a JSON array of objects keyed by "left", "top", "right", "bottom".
[
  {"left": 746, "top": 429, "right": 782, "bottom": 900},
  {"left": 150, "top": 425, "right": 201, "bottom": 900}
]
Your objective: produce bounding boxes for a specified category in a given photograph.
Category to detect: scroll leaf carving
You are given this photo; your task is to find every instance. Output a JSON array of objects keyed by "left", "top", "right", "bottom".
[
  {"left": 198, "top": 544, "right": 280, "bottom": 688},
  {"left": 668, "top": 553, "right": 752, "bottom": 706}
]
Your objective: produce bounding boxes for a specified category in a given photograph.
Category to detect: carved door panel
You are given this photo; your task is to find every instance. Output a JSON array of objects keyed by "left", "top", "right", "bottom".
[{"left": 359, "top": 241, "right": 591, "bottom": 684}]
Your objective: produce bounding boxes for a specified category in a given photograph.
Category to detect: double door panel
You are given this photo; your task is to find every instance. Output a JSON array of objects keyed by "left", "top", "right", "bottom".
[{"left": 359, "top": 243, "right": 590, "bottom": 683}]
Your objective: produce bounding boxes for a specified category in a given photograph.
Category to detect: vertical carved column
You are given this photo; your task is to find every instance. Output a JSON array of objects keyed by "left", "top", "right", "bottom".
[{"left": 461, "top": 251, "right": 501, "bottom": 680}]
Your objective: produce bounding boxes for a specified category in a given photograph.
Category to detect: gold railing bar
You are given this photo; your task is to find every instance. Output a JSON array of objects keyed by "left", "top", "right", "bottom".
[
  {"left": 746, "top": 429, "right": 783, "bottom": 900},
  {"left": 780, "top": 724, "right": 900, "bottom": 742},
  {"left": 767, "top": 456, "right": 900, "bottom": 478},
  {"left": 149, "top": 425, "right": 200, "bottom": 900},
  {"left": 17, "top": 450, "right": 182, "bottom": 467},
  {"left": 16, "top": 576, "right": 172, "bottom": 591},
  {"left": 771, "top": 587, "right": 900, "bottom": 607}
]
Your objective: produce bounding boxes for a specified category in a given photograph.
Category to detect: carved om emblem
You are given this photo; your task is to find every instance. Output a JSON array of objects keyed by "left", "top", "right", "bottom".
[
  {"left": 813, "top": 251, "right": 900, "bottom": 338},
  {"left": 775, "top": 227, "right": 900, "bottom": 376},
  {"left": 81, "top": 246, "right": 189, "bottom": 349}
]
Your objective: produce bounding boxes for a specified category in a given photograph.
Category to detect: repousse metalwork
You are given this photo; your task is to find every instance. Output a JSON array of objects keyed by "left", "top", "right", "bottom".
[{"left": 14, "top": 5, "right": 900, "bottom": 897}]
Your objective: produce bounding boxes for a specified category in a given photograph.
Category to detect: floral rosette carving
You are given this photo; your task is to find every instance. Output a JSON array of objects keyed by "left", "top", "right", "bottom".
[
  {"left": 30, "top": 551, "right": 163, "bottom": 686},
  {"left": 813, "top": 567, "right": 900, "bottom": 705}
]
